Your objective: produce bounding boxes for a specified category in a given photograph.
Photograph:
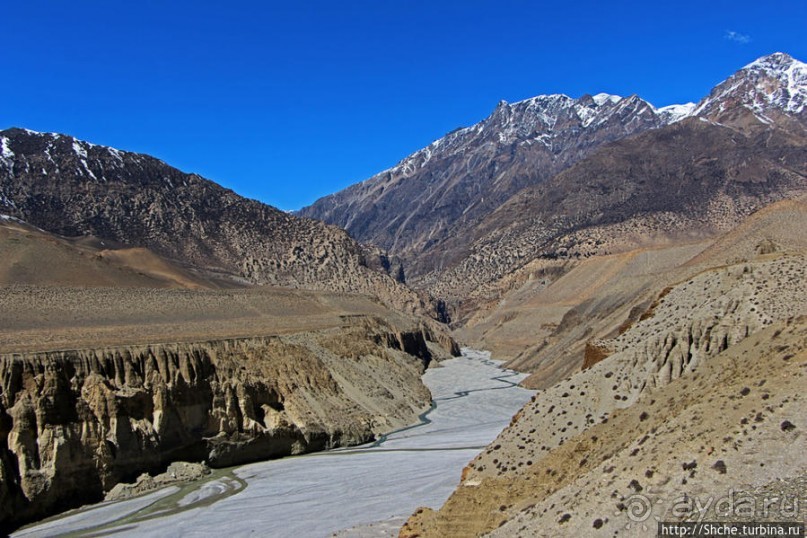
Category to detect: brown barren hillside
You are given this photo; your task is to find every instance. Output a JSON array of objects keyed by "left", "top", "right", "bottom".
[
  {"left": 402, "top": 233, "right": 807, "bottom": 536},
  {"left": 402, "top": 317, "right": 807, "bottom": 537},
  {"left": 0, "top": 183, "right": 460, "bottom": 532},
  {"left": 0, "top": 128, "right": 441, "bottom": 318},
  {"left": 0, "top": 216, "right": 230, "bottom": 289},
  {"left": 455, "top": 197, "right": 807, "bottom": 391},
  {"left": 455, "top": 241, "right": 712, "bottom": 388},
  {"left": 427, "top": 116, "right": 806, "bottom": 304},
  {"left": 400, "top": 186, "right": 807, "bottom": 538}
]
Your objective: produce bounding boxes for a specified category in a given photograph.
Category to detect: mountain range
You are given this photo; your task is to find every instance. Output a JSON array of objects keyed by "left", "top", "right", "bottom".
[
  {"left": 395, "top": 54, "right": 807, "bottom": 537},
  {"left": 0, "top": 52, "right": 805, "bottom": 534},
  {"left": 300, "top": 52, "right": 807, "bottom": 304}
]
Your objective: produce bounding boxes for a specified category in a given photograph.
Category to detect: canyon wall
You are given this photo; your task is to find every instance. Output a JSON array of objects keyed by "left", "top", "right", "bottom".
[{"left": 0, "top": 320, "right": 440, "bottom": 531}]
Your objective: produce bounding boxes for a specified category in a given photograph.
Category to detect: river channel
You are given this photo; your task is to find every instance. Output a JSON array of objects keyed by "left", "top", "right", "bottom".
[{"left": 15, "top": 349, "right": 534, "bottom": 538}]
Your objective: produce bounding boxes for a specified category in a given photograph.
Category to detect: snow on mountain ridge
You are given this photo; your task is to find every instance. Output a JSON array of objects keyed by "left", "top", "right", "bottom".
[
  {"left": 2, "top": 129, "right": 156, "bottom": 169},
  {"left": 382, "top": 92, "right": 667, "bottom": 178},
  {"left": 743, "top": 51, "right": 804, "bottom": 73},
  {"left": 390, "top": 53, "right": 806, "bottom": 179},
  {"left": 748, "top": 53, "right": 807, "bottom": 114},
  {"left": 72, "top": 140, "right": 88, "bottom": 159},
  {"left": 0, "top": 128, "right": 189, "bottom": 189},
  {"left": 592, "top": 93, "right": 622, "bottom": 106},
  {"left": 693, "top": 52, "right": 807, "bottom": 120},
  {"left": 657, "top": 103, "right": 697, "bottom": 123},
  {"left": 1, "top": 137, "right": 13, "bottom": 159}
]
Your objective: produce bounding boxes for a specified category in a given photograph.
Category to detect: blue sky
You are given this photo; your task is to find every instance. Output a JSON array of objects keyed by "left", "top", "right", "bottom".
[{"left": 2, "top": 1, "right": 805, "bottom": 210}]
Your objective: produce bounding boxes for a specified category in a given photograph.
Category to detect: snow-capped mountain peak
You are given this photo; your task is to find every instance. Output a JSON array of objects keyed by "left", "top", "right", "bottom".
[
  {"left": 744, "top": 51, "right": 800, "bottom": 72},
  {"left": 376, "top": 92, "right": 664, "bottom": 179},
  {"left": 743, "top": 52, "right": 807, "bottom": 114},
  {"left": 592, "top": 93, "right": 622, "bottom": 106},
  {"left": 692, "top": 52, "right": 807, "bottom": 122},
  {"left": 656, "top": 102, "right": 697, "bottom": 124}
]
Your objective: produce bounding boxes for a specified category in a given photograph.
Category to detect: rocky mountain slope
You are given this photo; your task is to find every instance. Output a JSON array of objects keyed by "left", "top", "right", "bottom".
[
  {"left": 0, "top": 285, "right": 455, "bottom": 532},
  {"left": 401, "top": 234, "right": 807, "bottom": 537},
  {"left": 455, "top": 193, "right": 807, "bottom": 386},
  {"left": 300, "top": 53, "right": 806, "bottom": 292},
  {"left": 693, "top": 52, "right": 806, "bottom": 132},
  {"left": 402, "top": 316, "right": 807, "bottom": 537},
  {"left": 429, "top": 113, "right": 806, "bottom": 304},
  {"left": 299, "top": 92, "right": 676, "bottom": 277},
  {"left": 399, "top": 177, "right": 807, "bottom": 537},
  {"left": 0, "top": 128, "right": 438, "bottom": 316}
]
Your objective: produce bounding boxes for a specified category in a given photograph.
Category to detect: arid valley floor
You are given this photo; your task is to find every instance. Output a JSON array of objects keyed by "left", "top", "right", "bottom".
[{"left": 1, "top": 51, "right": 806, "bottom": 537}]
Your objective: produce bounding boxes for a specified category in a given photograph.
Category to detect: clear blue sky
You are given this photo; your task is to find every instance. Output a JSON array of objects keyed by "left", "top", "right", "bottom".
[{"left": 3, "top": 1, "right": 805, "bottom": 210}]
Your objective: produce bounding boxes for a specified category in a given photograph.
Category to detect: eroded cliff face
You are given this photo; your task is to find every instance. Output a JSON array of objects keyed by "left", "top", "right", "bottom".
[
  {"left": 0, "top": 320, "right": 438, "bottom": 531},
  {"left": 400, "top": 253, "right": 807, "bottom": 537},
  {"left": 450, "top": 254, "right": 807, "bottom": 489}
]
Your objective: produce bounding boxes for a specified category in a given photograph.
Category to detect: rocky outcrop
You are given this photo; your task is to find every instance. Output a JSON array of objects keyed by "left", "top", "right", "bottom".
[
  {"left": 0, "top": 321, "right": 437, "bottom": 532},
  {"left": 104, "top": 461, "right": 211, "bottom": 501}
]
